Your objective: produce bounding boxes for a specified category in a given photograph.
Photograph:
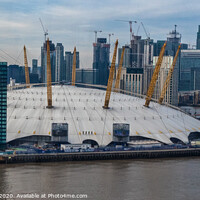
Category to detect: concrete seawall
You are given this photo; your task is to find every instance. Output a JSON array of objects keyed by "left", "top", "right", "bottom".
[{"left": 1, "top": 148, "right": 200, "bottom": 164}]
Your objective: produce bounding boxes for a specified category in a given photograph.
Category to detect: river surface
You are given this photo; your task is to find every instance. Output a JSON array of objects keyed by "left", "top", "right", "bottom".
[{"left": 0, "top": 158, "right": 200, "bottom": 200}]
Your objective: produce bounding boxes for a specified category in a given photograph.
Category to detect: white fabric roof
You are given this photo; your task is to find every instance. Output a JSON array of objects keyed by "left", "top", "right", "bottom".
[{"left": 7, "top": 85, "right": 200, "bottom": 145}]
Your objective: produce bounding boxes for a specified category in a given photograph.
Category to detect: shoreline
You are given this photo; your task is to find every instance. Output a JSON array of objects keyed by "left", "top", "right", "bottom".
[{"left": 1, "top": 147, "right": 200, "bottom": 164}]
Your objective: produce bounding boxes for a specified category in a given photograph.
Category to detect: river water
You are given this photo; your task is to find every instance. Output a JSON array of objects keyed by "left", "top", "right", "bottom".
[{"left": 0, "top": 158, "right": 200, "bottom": 200}]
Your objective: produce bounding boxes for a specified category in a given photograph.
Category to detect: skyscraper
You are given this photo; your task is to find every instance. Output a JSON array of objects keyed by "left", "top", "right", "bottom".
[
  {"left": 191, "top": 68, "right": 200, "bottom": 90},
  {"left": 65, "top": 52, "right": 73, "bottom": 83},
  {"left": 41, "top": 40, "right": 56, "bottom": 83},
  {"left": 196, "top": 25, "right": 200, "bottom": 49},
  {"left": 167, "top": 25, "right": 181, "bottom": 56},
  {"left": 154, "top": 26, "right": 181, "bottom": 104},
  {"left": 179, "top": 49, "right": 200, "bottom": 91},
  {"left": 118, "top": 45, "right": 131, "bottom": 68},
  {"left": 153, "top": 56, "right": 178, "bottom": 106},
  {"left": 65, "top": 51, "right": 79, "bottom": 83},
  {"left": 130, "top": 36, "right": 142, "bottom": 68},
  {"left": 128, "top": 35, "right": 154, "bottom": 94},
  {"left": 129, "top": 35, "right": 154, "bottom": 68},
  {"left": 7, "top": 65, "right": 26, "bottom": 84},
  {"left": 93, "top": 38, "right": 110, "bottom": 85},
  {"left": 32, "top": 59, "right": 38, "bottom": 74},
  {"left": 30, "top": 59, "right": 39, "bottom": 83},
  {"left": 142, "top": 39, "right": 154, "bottom": 95},
  {"left": 0, "top": 62, "right": 7, "bottom": 149},
  {"left": 55, "top": 43, "right": 64, "bottom": 82},
  {"left": 153, "top": 40, "right": 165, "bottom": 56}
]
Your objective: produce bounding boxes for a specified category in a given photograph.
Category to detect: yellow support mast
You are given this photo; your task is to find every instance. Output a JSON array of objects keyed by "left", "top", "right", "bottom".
[
  {"left": 114, "top": 47, "right": 125, "bottom": 92},
  {"left": 72, "top": 47, "right": 76, "bottom": 86},
  {"left": 103, "top": 39, "right": 118, "bottom": 109},
  {"left": 144, "top": 42, "right": 167, "bottom": 107},
  {"left": 158, "top": 44, "right": 181, "bottom": 104},
  {"left": 23, "top": 45, "right": 30, "bottom": 88},
  {"left": 46, "top": 38, "right": 53, "bottom": 108}
]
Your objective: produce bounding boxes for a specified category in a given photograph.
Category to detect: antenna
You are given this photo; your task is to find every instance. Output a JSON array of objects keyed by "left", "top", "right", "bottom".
[{"left": 174, "top": 24, "right": 177, "bottom": 38}]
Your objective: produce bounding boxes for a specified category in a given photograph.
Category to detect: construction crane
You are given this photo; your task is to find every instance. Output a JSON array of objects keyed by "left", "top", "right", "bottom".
[
  {"left": 39, "top": 18, "right": 48, "bottom": 42},
  {"left": 46, "top": 38, "right": 52, "bottom": 108},
  {"left": 114, "top": 47, "right": 125, "bottom": 92},
  {"left": 136, "top": 22, "right": 150, "bottom": 40},
  {"left": 136, "top": 23, "right": 141, "bottom": 36},
  {"left": 103, "top": 39, "right": 118, "bottom": 109},
  {"left": 72, "top": 47, "right": 76, "bottom": 86},
  {"left": 94, "top": 30, "right": 102, "bottom": 43},
  {"left": 144, "top": 42, "right": 167, "bottom": 107},
  {"left": 141, "top": 22, "right": 150, "bottom": 39},
  {"left": 158, "top": 44, "right": 181, "bottom": 104},
  {"left": 116, "top": 20, "right": 137, "bottom": 43},
  {"left": 23, "top": 45, "right": 30, "bottom": 88}
]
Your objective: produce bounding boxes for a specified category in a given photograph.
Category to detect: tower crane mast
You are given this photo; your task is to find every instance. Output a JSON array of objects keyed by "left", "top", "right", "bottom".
[
  {"left": 144, "top": 42, "right": 167, "bottom": 107},
  {"left": 158, "top": 44, "right": 181, "bottom": 104},
  {"left": 103, "top": 39, "right": 118, "bottom": 109}
]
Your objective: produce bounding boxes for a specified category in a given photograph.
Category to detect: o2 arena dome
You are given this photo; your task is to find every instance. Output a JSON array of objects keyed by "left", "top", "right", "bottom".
[{"left": 7, "top": 85, "right": 200, "bottom": 146}]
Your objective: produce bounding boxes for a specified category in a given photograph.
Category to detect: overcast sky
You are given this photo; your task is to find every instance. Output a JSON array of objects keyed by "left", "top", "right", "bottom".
[{"left": 0, "top": 0, "right": 200, "bottom": 68}]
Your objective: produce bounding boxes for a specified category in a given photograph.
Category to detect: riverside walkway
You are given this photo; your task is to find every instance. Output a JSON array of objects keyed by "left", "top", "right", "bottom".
[{"left": 1, "top": 147, "right": 200, "bottom": 164}]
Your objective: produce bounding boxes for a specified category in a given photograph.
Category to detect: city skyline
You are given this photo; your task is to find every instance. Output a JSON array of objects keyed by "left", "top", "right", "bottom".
[
  {"left": 2, "top": 1, "right": 200, "bottom": 200},
  {"left": 0, "top": 0, "right": 200, "bottom": 67}
]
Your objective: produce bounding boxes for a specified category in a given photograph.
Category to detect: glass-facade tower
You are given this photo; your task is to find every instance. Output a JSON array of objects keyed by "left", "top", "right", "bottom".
[
  {"left": 196, "top": 25, "right": 200, "bottom": 49},
  {"left": 41, "top": 40, "right": 56, "bottom": 83},
  {"left": 179, "top": 50, "right": 200, "bottom": 91},
  {"left": 0, "top": 62, "right": 7, "bottom": 149},
  {"left": 93, "top": 38, "right": 110, "bottom": 85}
]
